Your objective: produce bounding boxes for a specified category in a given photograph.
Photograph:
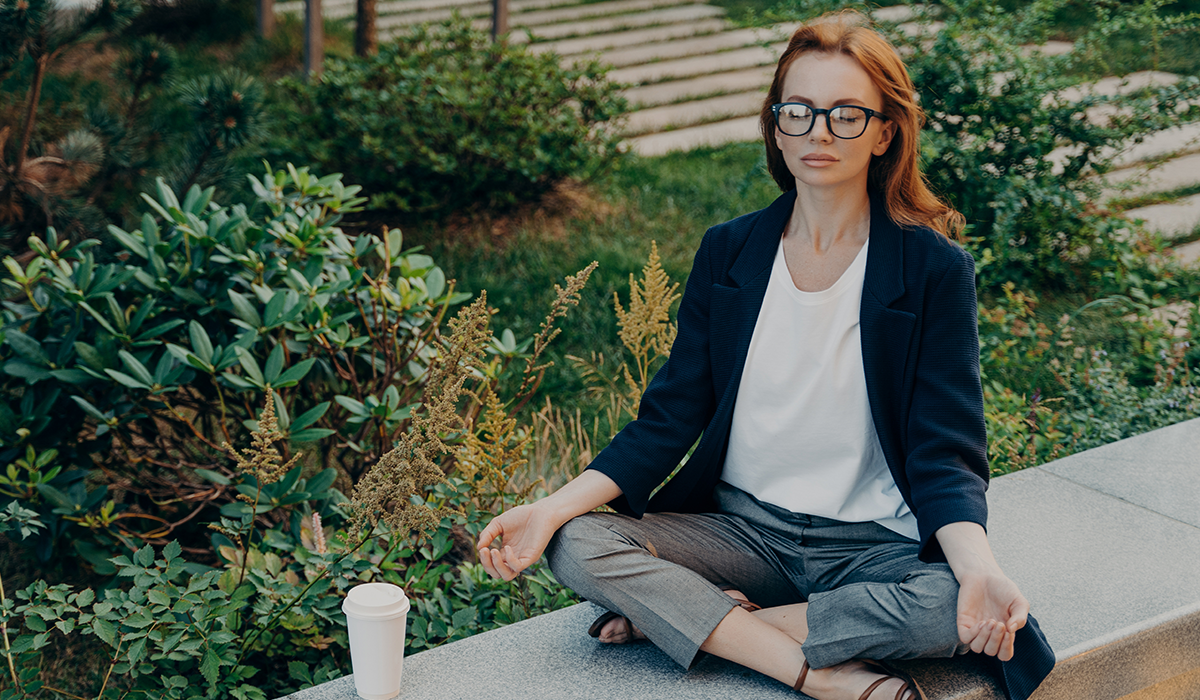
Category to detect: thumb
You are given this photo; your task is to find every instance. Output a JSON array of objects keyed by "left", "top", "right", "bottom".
[
  {"left": 1008, "top": 596, "right": 1030, "bottom": 632},
  {"left": 477, "top": 517, "right": 503, "bottom": 550}
]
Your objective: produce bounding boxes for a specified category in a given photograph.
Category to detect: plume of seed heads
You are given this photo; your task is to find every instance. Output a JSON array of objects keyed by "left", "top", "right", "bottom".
[
  {"left": 350, "top": 295, "right": 492, "bottom": 537},
  {"left": 223, "top": 391, "right": 300, "bottom": 491}
]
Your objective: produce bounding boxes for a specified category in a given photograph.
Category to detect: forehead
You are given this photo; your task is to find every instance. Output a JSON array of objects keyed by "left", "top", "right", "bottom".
[{"left": 779, "top": 51, "right": 883, "bottom": 108}]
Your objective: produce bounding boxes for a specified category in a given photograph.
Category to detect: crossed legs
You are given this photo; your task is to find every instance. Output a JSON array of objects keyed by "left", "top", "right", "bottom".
[{"left": 546, "top": 511, "right": 961, "bottom": 699}]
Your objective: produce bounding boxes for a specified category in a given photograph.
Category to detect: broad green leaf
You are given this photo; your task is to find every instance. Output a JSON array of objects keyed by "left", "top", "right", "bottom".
[
  {"left": 163, "top": 541, "right": 182, "bottom": 561},
  {"left": 5, "top": 361, "right": 52, "bottom": 382},
  {"left": 71, "top": 396, "right": 108, "bottom": 421},
  {"left": 234, "top": 347, "right": 264, "bottom": 384},
  {"left": 196, "top": 469, "right": 231, "bottom": 485},
  {"left": 189, "top": 321, "right": 214, "bottom": 366},
  {"left": 93, "top": 618, "right": 117, "bottom": 646},
  {"left": 105, "top": 369, "right": 149, "bottom": 390},
  {"left": 263, "top": 343, "right": 284, "bottom": 384},
  {"left": 288, "top": 428, "right": 335, "bottom": 442},
  {"left": 228, "top": 290, "right": 263, "bottom": 329},
  {"left": 5, "top": 330, "right": 50, "bottom": 366},
  {"left": 289, "top": 402, "right": 330, "bottom": 432},
  {"left": 107, "top": 225, "right": 148, "bottom": 259},
  {"left": 273, "top": 357, "right": 315, "bottom": 387},
  {"left": 118, "top": 350, "right": 155, "bottom": 386}
]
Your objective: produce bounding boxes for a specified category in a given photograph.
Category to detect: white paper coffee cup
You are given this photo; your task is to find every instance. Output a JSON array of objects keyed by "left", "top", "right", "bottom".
[{"left": 342, "top": 582, "right": 410, "bottom": 700}]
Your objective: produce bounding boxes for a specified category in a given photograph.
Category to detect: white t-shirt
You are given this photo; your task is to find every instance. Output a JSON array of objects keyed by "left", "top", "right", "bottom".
[{"left": 721, "top": 237, "right": 918, "bottom": 540}]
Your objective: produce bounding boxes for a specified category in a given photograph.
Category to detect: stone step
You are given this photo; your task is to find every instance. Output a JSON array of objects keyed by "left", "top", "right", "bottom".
[
  {"left": 1047, "top": 117, "right": 1200, "bottom": 175},
  {"left": 1123, "top": 193, "right": 1200, "bottom": 238},
  {"left": 869, "top": 4, "right": 920, "bottom": 22},
  {"left": 374, "top": 0, "right": 690, "bottom": 29},
  {"left": 627, "top": 115, "right": 760, "bottom": 156},
  {"left": 530, "top": 18, "right": 727, "bottom": 54},
  {"left": 509, "top": 0, "right": 695, "bottom": 28},
  {"left": 624, "top": 89, "right": 764, "bottom": 135},
  {"left": 513, "top": 4, "right": 725, "bottom": 41},
  {"left": 1173, "top": 239, "right": 1200, "bottom": 266},
  {"left": 277, "top": 0, "right": 577, "bottom": 17},
  {"left": 1102, "top": 151, "right": 1200, "bottom": 202},
  {"left": 621, "top": 66, "right": 773, "bottom": 107},
  {"left": 1021, "top": 40, "right": 1073, "bottom": 57},
  {"left": 590, "top": 23, "right": 789, "bottom": 68},
  {"left": 609, "top": 41, "right": 786, "bottom": 85},
  {"left": 1054, "top": 70, "right": 1181, "bottom": 103}
]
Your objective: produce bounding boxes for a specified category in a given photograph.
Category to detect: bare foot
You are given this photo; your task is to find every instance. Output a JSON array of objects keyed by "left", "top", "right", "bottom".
[
  {"left": 801, "top": 660, "right": 918, "bottom": 700},
  {"left": 596, "top": 615, "right": 647, "bottom": 644},
  {"left": 596, "top": 590, "right": 754, "bottom": 645}
]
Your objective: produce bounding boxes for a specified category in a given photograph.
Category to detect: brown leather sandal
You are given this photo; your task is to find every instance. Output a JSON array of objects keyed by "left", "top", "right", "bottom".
[
  {"left": 860, "top": 660, "right": 925, "bottom": 700},
  {"left": 793, "top": 660, "right": 924, "bottom": 700}
]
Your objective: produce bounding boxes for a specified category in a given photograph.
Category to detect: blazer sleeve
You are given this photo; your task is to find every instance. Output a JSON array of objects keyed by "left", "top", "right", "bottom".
[
  {"left": 584, "top": 229, "right": 720, "bottom": 516},
  {"left": 907, "top": 245, "right": 991, "bottom": 561}
]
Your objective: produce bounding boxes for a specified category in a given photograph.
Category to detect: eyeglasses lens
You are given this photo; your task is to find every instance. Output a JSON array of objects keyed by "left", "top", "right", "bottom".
[{"left": 776, "top": 104, "right": 870, "bottom": 139}]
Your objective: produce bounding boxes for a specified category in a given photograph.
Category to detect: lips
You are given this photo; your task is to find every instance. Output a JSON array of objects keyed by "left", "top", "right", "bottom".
[{"left": 801, "top": 155, "right": 837, "bottom": 162}]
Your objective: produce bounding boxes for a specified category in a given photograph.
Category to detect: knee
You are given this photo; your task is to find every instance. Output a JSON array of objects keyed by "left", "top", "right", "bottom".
[
  {"left": 545, "top": 514, "right": 620, "bottom": 585},
  {"left": 898, "top": 569, "right": 963, "bottom": 656}
]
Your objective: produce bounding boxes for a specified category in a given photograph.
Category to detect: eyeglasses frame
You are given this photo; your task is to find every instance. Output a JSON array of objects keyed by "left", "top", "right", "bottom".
[{"left": 770, "top": 102, "right": 888, "bottom": 140}]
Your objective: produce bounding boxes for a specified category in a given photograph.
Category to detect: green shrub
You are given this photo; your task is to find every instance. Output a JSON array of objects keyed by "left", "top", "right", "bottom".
[
  {"left": 0, "top": 164, "right": 466, "bottom": 568},
  {"left": 271, "top": 18, "right": 628, "bottom": 215},
  {"left": 0, "top": 271, "right": 584, "bottom": 699}
]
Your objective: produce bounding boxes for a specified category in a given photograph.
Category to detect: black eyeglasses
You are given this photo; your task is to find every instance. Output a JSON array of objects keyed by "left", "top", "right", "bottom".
[{"left": 771, "top": 102, "right": 888, "bottom": 140}]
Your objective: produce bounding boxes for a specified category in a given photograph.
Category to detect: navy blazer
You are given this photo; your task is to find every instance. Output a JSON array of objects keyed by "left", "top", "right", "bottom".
[{"left": 584, "top": 188, "right": 1055, "bottom": 700}]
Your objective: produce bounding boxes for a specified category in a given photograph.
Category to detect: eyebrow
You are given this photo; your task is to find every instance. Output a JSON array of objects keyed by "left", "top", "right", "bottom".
[{"left": 785, "top": 95, "right": 871, "bottom": 107}]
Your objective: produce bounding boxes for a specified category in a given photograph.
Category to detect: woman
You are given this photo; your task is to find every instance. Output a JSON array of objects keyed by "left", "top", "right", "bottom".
[{"left": 477, "top": 12, "right": 1055, "bottom": 700}]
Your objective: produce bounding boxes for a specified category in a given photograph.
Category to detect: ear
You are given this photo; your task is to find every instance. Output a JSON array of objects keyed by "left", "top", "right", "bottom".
[
  {"left": 872, "top": 119, "right": 898, "bottom": 157},
  {"left": 774, "top": 123, "right": 785, "bottom": 153}
]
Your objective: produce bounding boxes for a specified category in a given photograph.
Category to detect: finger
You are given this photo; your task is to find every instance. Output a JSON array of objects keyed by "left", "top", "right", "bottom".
[
  {"left": 502, "top": 545, "right": 529, "bottom": 576},
  {"left": 478, "top": 547, "right": 500, "bottom": 579},
  {"left": 983, "top": 621, "right": 1006, "bottom": 657},
  {"left": 959, "top": 619, "right": 984, "bottom": 646},
  {"left": 477, "top": 518, "right": 503, "bottom": 550},
  {"left": 969, "top": 621, "right": 993, "bottom": 654},
  {"left": 999, "top": 628, "right": 1016, "bottom": 662},
  {"left": 491, "top": 547, "right": 519, "bottom": 581}
]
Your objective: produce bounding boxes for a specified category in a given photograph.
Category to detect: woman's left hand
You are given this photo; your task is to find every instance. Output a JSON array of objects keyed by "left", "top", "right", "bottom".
[
  {"left": 935, "top": 521, "right": 1029, "bottom": 662},
  {"left": 954, "top": 569, "right": 1029, "bottom": 661}
]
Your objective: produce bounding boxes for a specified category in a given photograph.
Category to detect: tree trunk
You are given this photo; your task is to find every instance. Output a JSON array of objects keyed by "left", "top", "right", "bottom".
[
  {"left": 491, "top": 0, "right": 508, "bottom": 42},
  {"left": 14, "top": 49, "right": 48, "bottom": 181},
  {"left": 257, "top": 0, "right": 276, "bottom": 38},
  {"left": 304, "top": 0, "right": 324, "bottom": 79},
  {"left": 355, "top": 0, "right": 377, "bottom": 57}
]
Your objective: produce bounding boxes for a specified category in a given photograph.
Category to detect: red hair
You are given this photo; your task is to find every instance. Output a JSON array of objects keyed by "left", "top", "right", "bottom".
[{"left": 761, "top": 11, "right": 964, "bottom": 238}]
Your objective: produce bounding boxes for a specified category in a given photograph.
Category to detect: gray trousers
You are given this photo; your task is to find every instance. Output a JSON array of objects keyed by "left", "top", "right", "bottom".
[{"left": 545, "top": 482, "right": 968, "bottom": 670}]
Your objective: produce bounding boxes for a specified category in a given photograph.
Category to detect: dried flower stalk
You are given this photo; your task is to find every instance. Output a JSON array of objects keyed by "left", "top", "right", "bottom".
[{"left": 351, "top": 295, "right": 492, "bottom": 537}]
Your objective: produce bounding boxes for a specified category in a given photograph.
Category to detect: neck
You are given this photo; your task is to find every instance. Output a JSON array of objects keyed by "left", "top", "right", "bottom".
[{"left": 786, "top": 181, "right": 873, "bottom": 253}]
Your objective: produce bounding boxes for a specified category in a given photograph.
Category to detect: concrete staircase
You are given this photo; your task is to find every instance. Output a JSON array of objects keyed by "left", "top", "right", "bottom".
[{"left": 275, "top": 0, "right": 1200, "bottom": 262}]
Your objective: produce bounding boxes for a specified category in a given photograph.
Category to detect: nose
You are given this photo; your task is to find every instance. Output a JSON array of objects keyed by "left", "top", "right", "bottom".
[{"left": 808, "top": 114, "right": 834, "bottom": 142}]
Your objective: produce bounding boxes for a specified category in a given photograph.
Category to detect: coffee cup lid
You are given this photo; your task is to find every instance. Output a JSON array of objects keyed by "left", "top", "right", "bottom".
[{"left": 342, "top": 582, "right": 410, "bottom": 620}]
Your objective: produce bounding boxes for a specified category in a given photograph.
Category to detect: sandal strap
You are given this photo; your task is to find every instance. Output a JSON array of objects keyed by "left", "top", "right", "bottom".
[
  {"left": 793, "top": 660, "right": 810, "bottom": 692},
  {"left": 857, "top": 677, "right": 890, "bottom": 700}
]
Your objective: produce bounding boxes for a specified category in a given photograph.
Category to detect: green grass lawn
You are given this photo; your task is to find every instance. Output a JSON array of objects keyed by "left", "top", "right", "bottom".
[{"left": 401, "top": 143, "right": 781, "bottom": 412}]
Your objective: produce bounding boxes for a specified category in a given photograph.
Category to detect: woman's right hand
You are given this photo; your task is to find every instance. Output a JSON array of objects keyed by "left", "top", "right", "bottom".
[
  {"left": 476, "top": 470, "right": 624, "bottom": 581},
  {"left": 476, "top": 502, "right": 561, "bottom": 580}
]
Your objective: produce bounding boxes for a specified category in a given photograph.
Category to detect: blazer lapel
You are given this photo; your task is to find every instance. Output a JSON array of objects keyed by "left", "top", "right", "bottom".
[
  {"left": 861, "top": 192, "right": 916, "bottom": 456},
  {"left": 709, "top": 190, "right": 795, "bottom": 396}
]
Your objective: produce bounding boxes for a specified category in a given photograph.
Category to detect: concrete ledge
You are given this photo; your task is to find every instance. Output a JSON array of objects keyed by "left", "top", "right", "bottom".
[{"left": 280, "top": 418, "right": 1200, "bottom": 700}]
